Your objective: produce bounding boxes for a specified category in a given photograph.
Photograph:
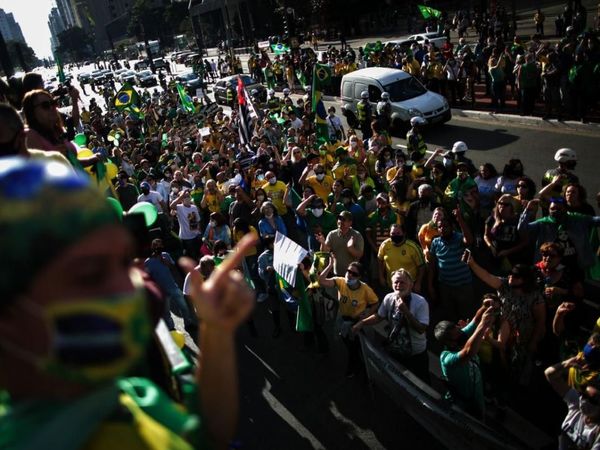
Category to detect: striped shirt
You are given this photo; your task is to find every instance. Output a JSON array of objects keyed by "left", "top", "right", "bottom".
[{"left": 430, "top": 232, "right": 472, "bottom": 286}]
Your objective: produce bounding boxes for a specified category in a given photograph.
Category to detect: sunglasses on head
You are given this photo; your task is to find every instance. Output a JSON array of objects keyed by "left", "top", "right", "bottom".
[{"left": 34, "top": 99, "right": 59, "bottom": 110}]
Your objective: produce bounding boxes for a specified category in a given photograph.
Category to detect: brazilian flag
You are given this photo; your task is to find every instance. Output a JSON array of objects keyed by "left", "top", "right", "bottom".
[
  {"left": 176, "top": 83, "right": 195, "bottom": 114},
  {"left": 417, "top": 4, "right": 442, "bottom": 19},
  {"left": 271, "top": 43, "right": 290, "bottom": 55},
  {"left": 312, "top": 63, "right": 331, "bottom": 145},
  {"left": 114, "top": 82, "right": 141, "bottom": 113}
]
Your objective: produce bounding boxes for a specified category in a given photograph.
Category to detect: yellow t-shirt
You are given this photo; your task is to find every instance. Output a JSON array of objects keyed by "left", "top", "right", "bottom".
[
  {"left": 262, "top": 180, "right": 288, "bottom": 215},
  {"left": 333, "top": 277, "right": 378, "bottom": 318},
  {"left": 203, "top": 192, "right": 221, "bottom": 213},
  {"left": 377, "top": 238, "right": 425, "bottom": 286},
  {"left": 306, "top": 174, "right": 334, "bottom": 202},
  {"left": 233, "top": 226, "right": 258, "bottom": 256}
]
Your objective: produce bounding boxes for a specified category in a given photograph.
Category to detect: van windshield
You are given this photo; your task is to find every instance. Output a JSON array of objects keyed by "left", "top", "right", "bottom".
[{"left": 383, "top": 77, "right": 427, "bottom": 102}]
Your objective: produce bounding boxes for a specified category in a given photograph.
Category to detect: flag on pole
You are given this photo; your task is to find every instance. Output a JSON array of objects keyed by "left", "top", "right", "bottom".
[
  {"left": 236, "top": 76, "right": 258, "bottom": 146},
  {"left": 54, "top": 51, "right": 65, "bottom": 84},
  {"left": 271, "top": 43, "right": 290, "bottom": 55},
  {"left": 176, "top": 83, "right": 195, "bottom": 113},
  {"left": 312, "top": 63, "right": 331, "bottom": 145},
  {"left": 114, "top": 82, "right": 141, "bottom": 114},
  {"left": 417, "top": 4, "right": 442, "bottom": 19}
]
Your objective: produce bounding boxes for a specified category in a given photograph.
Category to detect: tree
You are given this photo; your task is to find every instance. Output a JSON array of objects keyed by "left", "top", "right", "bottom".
[
  {"left": 57, "top": 27, "right": 93, "bottom": 61},
  {"left": 5, "top": 41, "right": 38, "bottom": 71}
]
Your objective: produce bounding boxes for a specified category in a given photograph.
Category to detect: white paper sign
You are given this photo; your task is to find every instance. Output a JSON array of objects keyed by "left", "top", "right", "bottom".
[{"left": 273, "top": 232, "right": 308, "bottom": 287}]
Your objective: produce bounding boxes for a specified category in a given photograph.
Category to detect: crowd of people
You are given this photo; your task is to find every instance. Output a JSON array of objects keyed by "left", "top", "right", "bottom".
[{"left": 1, "top": 4, "right": 600, "bottom": 449}]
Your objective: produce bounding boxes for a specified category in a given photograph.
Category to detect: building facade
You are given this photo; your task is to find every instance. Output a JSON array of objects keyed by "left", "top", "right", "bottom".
[{"left": 0, "top": 8, "right": 26, "bottom": 44}]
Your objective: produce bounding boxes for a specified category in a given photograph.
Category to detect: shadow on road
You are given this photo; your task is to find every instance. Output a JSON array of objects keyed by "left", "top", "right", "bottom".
[
  {"left": 234, "top": 303, "right": 444, "bottom": 450},
  {"left": 424, "top": 122, "right": 520, "bottom": 151}
]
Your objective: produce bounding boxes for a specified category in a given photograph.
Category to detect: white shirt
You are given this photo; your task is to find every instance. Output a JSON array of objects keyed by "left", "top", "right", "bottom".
[
  {"left": 138, "top": 190, "right": 164, "bottom": 212},
  {"left": 378, "top": 292, "right": 429, "bottom": 355},
  {"left": 327, "top": 115, "right": 343, "bottom": 136},
  {"left": 176, "top": 203, "right": 201, "bottom": 240},
  {"left": 289, "top": 117, "right": 303, "bottom": 130}
]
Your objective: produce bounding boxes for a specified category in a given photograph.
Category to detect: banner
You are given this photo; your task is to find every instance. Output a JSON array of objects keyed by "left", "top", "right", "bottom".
[{"left": 273, "top": 232, "right": 308, "bottom": 286}]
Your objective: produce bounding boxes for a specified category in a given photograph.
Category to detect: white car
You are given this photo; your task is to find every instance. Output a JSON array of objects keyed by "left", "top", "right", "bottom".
[
  {"left": 340, "top": 67, "right": 451, "bottom": 133},
  {"left": 407, "top": 32, "right": 448, "bottom": 48}
]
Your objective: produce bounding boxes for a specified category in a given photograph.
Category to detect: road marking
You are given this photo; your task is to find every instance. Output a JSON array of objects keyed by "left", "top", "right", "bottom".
[
  {"left": 262, "top": 379, "right": 326, "bottom": 450},
  {"left": 329, "top": 401, "right": 387, "bottom": 450},
  {"left": 244, "top": 345, "right": 281, "bottom": 380}
]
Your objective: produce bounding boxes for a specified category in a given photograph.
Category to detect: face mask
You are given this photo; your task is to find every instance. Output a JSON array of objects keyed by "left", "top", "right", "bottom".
[
  {"left": 313, "top": 208, "right": 324, "bottom": 218},
  {"left": 269, "top": 177, "right": 277, "bottom": 185},
  {"left": 2, "top": 287, "right": 150, "bottom": 385},
  {"left": 346, "top": 277, "right": 360, "bottom": 288},
  {"left": 580, "top": 397, "right": 600, "bottom": 418},
  {"left": 350, "top": 142, "right": 358, "bottom": 148},
  {"left": 265, "top": 212, "right": 274, "bottom": 219},
  {"left": 316, "top": 173, "right": 325, "bottom": 181},
  {"left": 391, "top": 235, "right": 404, "bottom": 244},
  {"left": 210, "top": 220, "right": 217, "bottom": 227}
]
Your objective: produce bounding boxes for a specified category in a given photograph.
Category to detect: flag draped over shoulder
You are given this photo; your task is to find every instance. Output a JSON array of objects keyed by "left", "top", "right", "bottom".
[
  {"left": 276, "top": 271, "right": 313, "bottom": 332},
  {"left": 311, "top": 63, "right": 331, "bottom": 145},
  {"left": 417, "top": 4, "right": 442, "bottom": 19},
  {"left": 176, "top": 83, "right": 195, "bottom": 114},
  {"left": 114, "top": 82, "right": 141, "bottom": 115},
  {"left": 237, "top": 76, "right": 258, "bottom": 146}
]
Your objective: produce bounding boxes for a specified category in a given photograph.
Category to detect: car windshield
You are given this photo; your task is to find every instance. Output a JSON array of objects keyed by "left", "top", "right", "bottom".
[
  {"left": 179, "top": 73, "right": 197, "bottom": 81},
  {"left": 384, "top": 77, "right": 427, "bottom": 101},
  {"left": 230, "top": 75, "right": 255, "bottom": 86}
]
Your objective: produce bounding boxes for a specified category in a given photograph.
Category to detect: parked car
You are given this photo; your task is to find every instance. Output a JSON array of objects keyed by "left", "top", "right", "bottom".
[
  {"left": 136, "top": 69, "right": 157, "bottom": 87},
  {"left": 119, "top": 70, "right": 137, "bottom": 85},
  {"left": 406, "top": 32, "right": 448, "bottom": 48},
  {"left": 153, "top": 58, "right": 168, "bottom": 70},
  {"left": 183, "top": 53, "right": 200, "bottom": 67},
  {"left": 176, "top": 52, "right": 193, "bottom": 64},
  {"left": 90, "top": 69, "right": 106, "bottom": 84},
  {"left": 175, "top": 72, "right": 203, "bottom": 95},
  {"left": 213, "top": 74, "right": 266, "bottom": 106},
  {"left": 134, "top": 60, "right": 149, "bottom": 71},
  {"left": 340, "top": 67, "right": 450, "bottom": 134},
  {"left": 113, "top": 68, "right": 128, "bottom": 79},
  {"left": 77, "top": 72, "right": 92, "bottom": 84}
]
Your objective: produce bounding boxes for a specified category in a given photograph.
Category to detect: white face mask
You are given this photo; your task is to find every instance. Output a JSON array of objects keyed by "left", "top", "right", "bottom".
[
  {"left": 346, "top": 277, "right": 360, "bottom": 288},
  {"left": 313, "top": 208, "right": 324, "bottom": 217},
  {"left": 316, "top": 173, "right": 325, "bottom": 181},
  {"left": 350, "top": 141, "right": 358, "bottom": 148},
  {"left": 269, "top": 177, "right": 277, "bottom": 185},
  {"left": 209, "top": 220, "right": 217, "bottom": 227}
]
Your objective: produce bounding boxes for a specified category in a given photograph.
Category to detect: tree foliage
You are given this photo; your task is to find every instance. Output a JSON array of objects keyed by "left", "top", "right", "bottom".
[
  {"left": 57, "top": 27, "right": 93, "bottom": 60},
  {"left": 5, "top": 41, "right": 38, "bottom": 70}
]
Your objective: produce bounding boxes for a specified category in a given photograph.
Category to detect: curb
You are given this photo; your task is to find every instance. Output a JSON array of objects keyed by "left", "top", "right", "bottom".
[{"left": 451, "top": 109, "right": 600, "bottom": 134}]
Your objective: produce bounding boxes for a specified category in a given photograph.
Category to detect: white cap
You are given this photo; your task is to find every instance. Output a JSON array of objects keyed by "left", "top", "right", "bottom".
[
  {"left": 283, "top": 88, "right": 290, "bottom": 95},
  {"left": 360, "top": 90, "right": 369, "bottom": 99},
  {"left": 452, "top": 141, "right": 468, "bottom": 153},
  {"left": 410, "top": 116, "right": 426, "bottom": 126},
  {"left": 381, "top": 92, "right": 390, "bottom": 100},
  {"left": 554, "top": 148, "right": 577, "bottom": 162}
]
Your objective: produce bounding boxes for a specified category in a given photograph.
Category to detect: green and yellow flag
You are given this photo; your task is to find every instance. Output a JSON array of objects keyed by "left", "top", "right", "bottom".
[
  {"left": 312, "top": 63, "right": 331, "bottom": 145},
  {"left": 417, "top": 4, "right": 442, "bottom": 19},
  {"left": 271, "top": 43, "right": 290, "bottom": 55},
  {"left": 54, "top": 51, "right": 65, "bottom": 84},
  {"left": 114, "top": 82, "right": 141, "bottom": 113},
  {"left": 176, "top": 83, "right": 195, "bottom": 114}
]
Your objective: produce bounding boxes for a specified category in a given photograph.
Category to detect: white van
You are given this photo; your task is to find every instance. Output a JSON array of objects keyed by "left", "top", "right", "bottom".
[{"left": 340, "top": 67, "right": 451, "bottom": 133}]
